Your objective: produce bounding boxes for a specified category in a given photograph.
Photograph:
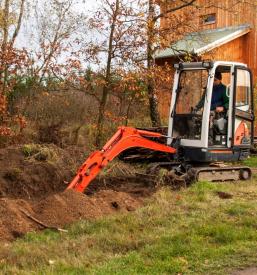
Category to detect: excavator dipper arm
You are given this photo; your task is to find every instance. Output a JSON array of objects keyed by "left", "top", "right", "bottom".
[{"left": 67, "top": 126, "right": 176, "bottom": 192}]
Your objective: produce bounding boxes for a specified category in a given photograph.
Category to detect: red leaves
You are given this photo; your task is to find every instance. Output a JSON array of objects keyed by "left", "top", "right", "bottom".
[
  {"left": 0, "top": 94, "right": 7, "bottom": 116},
  {"left": 0, "top": 127, "right": 12, "bottom": 136},
  {"left": 0, "top": 43, "right": 29, "bottom": 138}
]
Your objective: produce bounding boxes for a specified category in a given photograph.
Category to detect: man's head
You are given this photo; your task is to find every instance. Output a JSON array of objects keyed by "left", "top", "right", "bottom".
[{"left": 214, "top": 72, "right": 222, "bottom": 86}]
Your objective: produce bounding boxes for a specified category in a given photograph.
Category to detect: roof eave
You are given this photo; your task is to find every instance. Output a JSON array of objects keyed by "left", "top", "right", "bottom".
[
  {"left": 195, "top": 27, "right": 251, "bottom": 55},
  {"left": 155, "top": 47, "right": 199, "bottom": 59}
]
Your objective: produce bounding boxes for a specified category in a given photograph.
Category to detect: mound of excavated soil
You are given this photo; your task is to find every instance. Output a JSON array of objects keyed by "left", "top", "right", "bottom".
[
  {"left": 33, "top": 189, "right": 141, "bottom": 227},
  {"left": 0, "top": 189, "right": 142, "bottom": 241},
  {"left": 0, "top": 198, "right": 39, "bottom": 241},
  {"left": 0, "top": 146, "right": 74, "bottom": 199},
  {"left": 0, "top": 145, "right": 152, "bottom": 242}
]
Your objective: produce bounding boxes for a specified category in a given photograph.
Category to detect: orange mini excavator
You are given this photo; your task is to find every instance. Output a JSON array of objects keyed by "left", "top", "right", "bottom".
[{"left": 68, "top": 61, "right": 255, "bottom": 193}]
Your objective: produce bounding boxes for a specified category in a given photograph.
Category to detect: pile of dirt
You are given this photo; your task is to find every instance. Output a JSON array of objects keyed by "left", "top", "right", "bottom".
[
  {"left": 0, "top": 145, "right": 152, "bottom": 242},
  {"left": 0, "top": 147, "right": 72, "bottom": 199},
  {"left": 0, "top": 198, "right": 39, "bottom": 241},
  {"left": 0, "top": 189, "right": 143, "bottom": 241},
  {"left": 33, "top": 189, "right": 141, "bottom": 227}
]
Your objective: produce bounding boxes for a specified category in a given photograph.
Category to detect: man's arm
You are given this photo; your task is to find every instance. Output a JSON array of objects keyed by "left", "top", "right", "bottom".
[
  {"left": 222, "top": 85, "right": 229, "bottom": 109},
  {"left": 195, "top": 90, "right": 206, "bottom": 110}
]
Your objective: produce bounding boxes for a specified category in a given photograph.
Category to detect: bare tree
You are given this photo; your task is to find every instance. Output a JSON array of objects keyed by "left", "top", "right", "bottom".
[
  {"left": 144, "top": 0, "right": 197, "bottom": 126},
  {"left": 85, "top": 0, "right": 144, "bottom": 147},
  {"left": 0, "top": 0, "right": 26, "bottom": 93},
  {"left": 30, "top": 0, "right": 85, "bottom": 82}
]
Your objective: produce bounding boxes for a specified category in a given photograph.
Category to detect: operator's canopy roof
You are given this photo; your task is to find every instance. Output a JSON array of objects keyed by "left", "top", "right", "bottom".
[{"left": 155, "top": 24, "right": 251, "bottom": 59}]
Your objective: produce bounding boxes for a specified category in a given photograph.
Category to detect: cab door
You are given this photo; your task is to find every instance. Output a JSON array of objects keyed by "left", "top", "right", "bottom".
[{"left": 232, "top": 66, "right": 254, "bottom": 148}]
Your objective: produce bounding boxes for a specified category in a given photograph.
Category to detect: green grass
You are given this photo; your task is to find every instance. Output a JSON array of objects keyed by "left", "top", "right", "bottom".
[
  {"left": 242, "top": 156, "right": 257, "bottom": 167},
  {"left": 0, "top": 180, "right": 257, "bottom": 274}
]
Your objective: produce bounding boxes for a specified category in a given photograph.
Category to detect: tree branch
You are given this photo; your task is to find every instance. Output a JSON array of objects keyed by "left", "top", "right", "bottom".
[
  {"left": 153, "top": 0, "right": 197, "bottom": 22},
  {"left": 11, "top": 0, "right": 26, "bottom": 46}
]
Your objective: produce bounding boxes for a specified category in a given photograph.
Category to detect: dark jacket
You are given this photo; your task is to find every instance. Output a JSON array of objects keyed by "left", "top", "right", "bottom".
[{"left": 196, "top": 83, "right": 229, "bottom": 111}]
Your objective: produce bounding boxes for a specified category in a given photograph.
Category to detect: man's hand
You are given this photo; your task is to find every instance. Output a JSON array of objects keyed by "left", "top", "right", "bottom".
[
  {"left": 216, "top": 106, "right": 224, "bottom": 112},
  {"left": 192, "top": 107, "right": 199, "bottom": 114}
]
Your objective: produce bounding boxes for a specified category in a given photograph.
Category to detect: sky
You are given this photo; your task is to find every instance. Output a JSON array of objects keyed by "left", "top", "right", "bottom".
[
  {"left": 79, "top": 0, "right": 100, "bottom": 12},
  {"left": 17, "top": 0, "right": 98, "bottom": 48},
  {"left": 16, "top": 0, "right": 140, "bottom": 69},
  {"left": 86, "top": 0, "right": 99, "bottom": 9}
]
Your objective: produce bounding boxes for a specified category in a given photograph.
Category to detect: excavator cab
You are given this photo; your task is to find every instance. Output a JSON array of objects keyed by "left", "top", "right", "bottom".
[{"left": 168, "top": 61, "right": 254, "bottom": 163}]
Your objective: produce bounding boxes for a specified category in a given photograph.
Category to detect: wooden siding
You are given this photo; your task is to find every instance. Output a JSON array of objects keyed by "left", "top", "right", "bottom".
[
  {"left": 159, "top": 0, "right": 257, "bottom": 80},
  {"left": 157, "top": 0, "right": 257, "bottom": 134},
  {"left": 203, "top": 36, "right": 248, "bottom": 64},
  {"left": 212, "top": 0, "right": 257, "bottom": 79}
]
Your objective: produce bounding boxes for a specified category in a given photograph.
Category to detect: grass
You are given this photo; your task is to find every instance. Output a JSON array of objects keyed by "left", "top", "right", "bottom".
[
  {"left": 0, "top": 177, "right": 257, "bottom": 274},
  {"left": 242, "top": 156, "right": 257, "bottom": 167},
  {"left": 21, "top": 143, "right": 59, "bottom": 163}
]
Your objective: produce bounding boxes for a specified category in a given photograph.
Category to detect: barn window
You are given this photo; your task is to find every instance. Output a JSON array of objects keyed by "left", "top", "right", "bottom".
[{"left": 201, "top": 13, "right": 216, "bottom": 25}]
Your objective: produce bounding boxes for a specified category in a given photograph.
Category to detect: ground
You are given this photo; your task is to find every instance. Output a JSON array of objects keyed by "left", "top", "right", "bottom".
[
  {"left": 0, "top": 145, "right": 149, "bottom": 241},
  {"left": 0, "top": 145, "right": 256, "bottom": 274}
]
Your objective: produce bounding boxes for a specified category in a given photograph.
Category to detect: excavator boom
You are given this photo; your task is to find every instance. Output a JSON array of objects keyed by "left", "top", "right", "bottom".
[{"left": 67, "top": 126, "right": 176, "bottom": 192}]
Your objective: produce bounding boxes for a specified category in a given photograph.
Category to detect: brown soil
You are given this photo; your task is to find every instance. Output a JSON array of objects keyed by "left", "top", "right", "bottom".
[
  {"left": 0, "top": 146, "right": 152, "bottom": 242},
  {"left": 0, "top": 198, "right": 37, "bottom": 241},
  {"left": 231, "top": 267, "right": 257, "bottom": 275},
  {"left": 0, "top": 189, "right": 143, "bottom": 241},
  {"left": 32, "top": 189, "right": 142, "bottom": 228},
  {"left": 0, "top": 146, "right": 72, "bottom": 199}
]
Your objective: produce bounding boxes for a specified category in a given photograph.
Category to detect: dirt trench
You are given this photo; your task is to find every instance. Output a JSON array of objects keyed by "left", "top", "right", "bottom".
[{"left": 0, "top": 145, "right": 155, "bottom": 242}]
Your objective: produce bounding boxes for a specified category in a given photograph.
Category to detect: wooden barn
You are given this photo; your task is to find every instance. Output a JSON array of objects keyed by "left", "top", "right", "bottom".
[{"left": 155, "top": 0, "right": 257, "bottom": 128}]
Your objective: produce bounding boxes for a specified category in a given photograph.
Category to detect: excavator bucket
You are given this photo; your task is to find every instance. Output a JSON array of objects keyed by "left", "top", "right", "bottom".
[{"left": 67, "top": 126, "right": 176, "bottom": 192}]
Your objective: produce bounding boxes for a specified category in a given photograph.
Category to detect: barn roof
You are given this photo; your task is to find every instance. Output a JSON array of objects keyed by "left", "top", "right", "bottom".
[{"left": 155, "top": 24, "right": 251, "bottom": 59}]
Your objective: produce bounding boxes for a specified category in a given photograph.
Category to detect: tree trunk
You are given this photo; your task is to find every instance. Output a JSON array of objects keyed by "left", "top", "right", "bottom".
[
  {"left": 95, "top": 85, "right": 109, "bottom": 147},
  {"left": 147, "top": 78, "right": 161, "bottom": 126},
  {"left": 125, "top": 96, "right": 135, "bottom": 126},
  {"left": 95, "top": 0, "right": 120, "bottom": 147},
  {"left": 1, "top": 0, "right": 10, "bottom": 95},
  {"left": 1, "top": 0, "right": 25, "bottom": 95},
  {"left": 146, "top": 0, "right": 161, "bottom": 127},
  {"left": 71, "top": 124, "right": 83, "bottom": 145}
]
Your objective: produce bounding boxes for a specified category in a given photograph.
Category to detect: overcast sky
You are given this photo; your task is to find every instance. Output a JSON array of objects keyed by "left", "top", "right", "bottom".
[
  {"left": 84, "top": 0, "right": 99, "bottom": 10},
  {"left": 17, "top": 0, "right": 97, "bottom": 47}
]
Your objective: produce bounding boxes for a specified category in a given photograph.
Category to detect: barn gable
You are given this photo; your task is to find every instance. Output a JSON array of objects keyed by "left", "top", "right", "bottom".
[
  {"left": 154, "top": 0, "right": 257, "bottom": 131},
  {"left": 155, "top": 24, "right": 251, "bottom": 60},
  {"left": 155, "top": 0, "right": 257, "bottom": 78}
]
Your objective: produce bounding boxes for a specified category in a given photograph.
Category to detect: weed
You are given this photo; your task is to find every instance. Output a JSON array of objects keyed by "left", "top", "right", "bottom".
[
  {"left": 21, "top": 144, "right": 58, "bottom": 163},
  {"left": 22, "top": 144, "right": 40, "bottom": 157},
  {"left": 242, "top": 156, "right": 257, "bottom": 167},
  {"left": 34, "top": 147, "right": 57, "bottom": 162},
  {"left": 226, "top": 203, "right": 251, "bottom": 216},
  {"left": 189, "top": 181, "right": 216, "bottom": 201}
]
